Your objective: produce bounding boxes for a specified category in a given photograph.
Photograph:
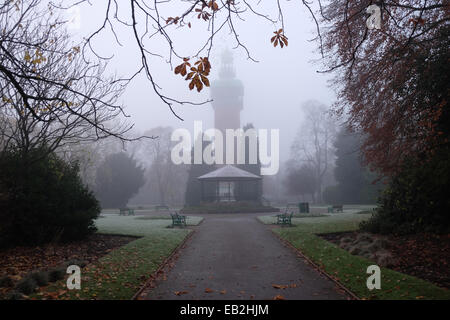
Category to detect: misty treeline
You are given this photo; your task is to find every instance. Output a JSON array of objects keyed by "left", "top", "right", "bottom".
[
  {"left": 271, "top": 100, "right": 383, "bottom": 206},
  {"left": 93, "top": 127, "right": 189, "bottom": 208},
  {"left": 0, "top": 0, "right": 448, "bottom": 247}
]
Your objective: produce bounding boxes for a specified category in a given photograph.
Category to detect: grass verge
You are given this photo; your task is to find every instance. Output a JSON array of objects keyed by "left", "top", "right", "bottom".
[
  {"left": 31, "top": 215, "right": 202, "bottom": 300},
  {"left": 259, "top": 213, "right": 450, "bottom": 300}
]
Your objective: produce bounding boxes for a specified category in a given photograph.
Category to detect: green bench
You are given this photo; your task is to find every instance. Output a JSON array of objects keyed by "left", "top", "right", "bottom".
[
  {"left": 276, "top": 212, "right": 293, "bottom": 226},
  {"left": 328, "top": 204, "right": 343, "bottom": 213},
  {"left": 170, "top": 212, "right": 186, "bottom": 227},
  {"left": 119, "top": 208, "right": 135, "bottom": 216}
]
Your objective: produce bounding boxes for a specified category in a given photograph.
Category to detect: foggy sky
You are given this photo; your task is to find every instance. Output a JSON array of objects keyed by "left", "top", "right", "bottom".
[{"left": 67, "top": 1, "right": 336, "bottom": 163}]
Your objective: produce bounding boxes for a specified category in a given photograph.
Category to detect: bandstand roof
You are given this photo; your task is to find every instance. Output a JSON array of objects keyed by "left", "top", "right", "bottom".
[{"left": 197, "top": 165, "right": 261, "bottom": 180}]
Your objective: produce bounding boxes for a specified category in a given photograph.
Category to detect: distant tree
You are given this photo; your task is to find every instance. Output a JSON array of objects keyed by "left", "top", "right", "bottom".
[
  {"left": 284, "top": 161, "right": 317, "bottom": 202},
  {"left": 323, "top": 128, "right": 383, "bottom": 204},
  {"left": 58, "top": 136, "right": 125, "bottom": 190},
  {"left": 291, "top": 100, "right": 336, "bottom": 203},
  {"left": 134, "top": 127, "right": 185, "bottom": 206},
  {"left": 95, "top": 152, "right": 145, "bottom": 208},
  {"left": 184, "top": 136, "right": 214, "bottom": 207}
]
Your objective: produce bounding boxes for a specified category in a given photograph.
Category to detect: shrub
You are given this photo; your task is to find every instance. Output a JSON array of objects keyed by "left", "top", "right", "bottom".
[
  {"left": 15, "top": 278, "right": 38, "bottom": 295},
  {"left": 95, "top": 152, "right": 145, "bottom": 209},
  {"left": 48, "top": 268, "right": 66, "bottom": 282},
  {"left": 29, "top": 271, "right": 49, "bottom": 287},
  {"left": 6, "top": 291, "right": 24, "bottom": 300},
  {"left": 181, "top": 201, "right": 279, "bottom": 214},
  {"left": 0, "top": 146, "right": 100, "bottom": 247},
  {"left": 361, "top": 149, "right": 450, "bottom": 235},
  {"left": 0, "top": 276, "right": 14, "bottom": 288}
]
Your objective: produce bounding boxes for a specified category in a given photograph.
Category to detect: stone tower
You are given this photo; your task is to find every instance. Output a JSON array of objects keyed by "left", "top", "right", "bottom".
[{"left": 210, "top": 49, "right": 244, "bottom": 134}]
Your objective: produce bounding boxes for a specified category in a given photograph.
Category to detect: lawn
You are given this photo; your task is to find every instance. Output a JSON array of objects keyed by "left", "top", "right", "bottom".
[
  {"left": 32, "top": 214, "right": 202, "bottom": 300},
  {"left": 259, "top": 212, "right": 450, "bottom": 300}
]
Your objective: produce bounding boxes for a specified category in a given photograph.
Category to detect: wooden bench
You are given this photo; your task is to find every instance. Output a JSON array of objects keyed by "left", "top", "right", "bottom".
[
  {"left": 328, "top": 205, "right": 343, "bottom": 213},
  {"left": 119, "top": 208, "right": 135, "bottom": 216},
  {"left": 155, "top": 205, "right": 170, "bottom": 211},
  {"left": 276, "top": 212, "right": 293, "bottom": 226},
  {"left": 170, "top": 212, "right": 186, "bottom": 227}
]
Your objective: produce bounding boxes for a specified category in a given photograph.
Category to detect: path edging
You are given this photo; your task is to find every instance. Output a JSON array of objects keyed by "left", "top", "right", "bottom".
[
  {"left": 270, "top": 229, "right": 360, "bottom": 300},
  {"left": 131, "top": 228, "right": 196, "bottom": 300}
]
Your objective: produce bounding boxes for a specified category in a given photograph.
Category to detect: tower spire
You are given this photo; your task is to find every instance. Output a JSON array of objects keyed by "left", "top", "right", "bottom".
[{"left": 219, "top": 48, "right": 236, "bottom": 79}]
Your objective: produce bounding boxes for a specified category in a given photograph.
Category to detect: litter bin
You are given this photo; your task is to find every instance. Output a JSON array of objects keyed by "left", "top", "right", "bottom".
[{"left": 299, "top": 202, "right": 309, "bottom": 213}]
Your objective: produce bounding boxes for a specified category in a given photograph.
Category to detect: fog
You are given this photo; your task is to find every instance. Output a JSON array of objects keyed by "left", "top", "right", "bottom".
[
  {"left": 70, "top": 1, "right": 335, "bottom": 164},
  {"left": 1, "top": 1, "right": 446, "bottom": 303}
]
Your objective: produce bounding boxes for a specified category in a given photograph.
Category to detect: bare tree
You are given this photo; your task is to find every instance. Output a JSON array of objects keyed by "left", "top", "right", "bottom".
[
  {"left": 58, "top": 135, "right": 127, "bottom": 188},
  {"left": 136, "top": 126, "right": 187, "bottom": 206},
  {"left": 291, "top": 100, "right": 336, "bottom": 203},
  {"left": 284, "top": 159, "right": 317, "bottom": 202},
  {"left": 0, "top": 0, "right": 137, "bottom": 151},
  {"left": 48, "top": 0, "right": 330, "bottom": 119}
]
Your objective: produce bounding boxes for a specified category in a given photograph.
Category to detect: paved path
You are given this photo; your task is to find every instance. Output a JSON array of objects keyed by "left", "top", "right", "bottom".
[{"left": 145, "top": 213, "right": 347, "bottom": 300}]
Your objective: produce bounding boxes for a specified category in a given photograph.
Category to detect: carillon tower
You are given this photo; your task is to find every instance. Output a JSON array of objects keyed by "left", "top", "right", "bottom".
[{"left": 210, "top": 49, "right": 244, "bottom": 134}]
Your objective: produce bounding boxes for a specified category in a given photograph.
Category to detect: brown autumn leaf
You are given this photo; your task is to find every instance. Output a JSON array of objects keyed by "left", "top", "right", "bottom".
[
  {"left": 204, "top": 288, "right": 214, "bottom": 293},
  {"left": 166, "top": 16, "right": 180, "bottom": 25},
  {"left": 208, "top": 0, "right": 219, "bottom": 11},
  {"left": 174, "top": 290, "right": 188, "bottom": 296},
  {"left": 195, "top": 79, "right": 203, "bottom": 92},
  {"left": 272, "top": 284, "right": 289, "bottom": 289},
  {"left": 273, "top": 294, "right": 285, "bottom": 300},
  {"left": 201, "top": 75, "right": 210, "bottom": 87},
  {"left": 174, "top": 58, "right": 191, "bottom": 77},
  {"left": 196, "top": 4, "right": 212, "bottom": 21},
  {"left": 270, "top": 28, "right": 288, "bottom": 48},
  {"left": 220, "top": 290, "right": 226, "bottom": 294},
  {"left": 185, "top": 58, "right": 211, "bottom": 92}
]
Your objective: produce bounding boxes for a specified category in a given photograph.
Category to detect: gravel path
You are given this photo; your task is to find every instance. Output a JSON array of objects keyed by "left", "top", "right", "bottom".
[{"left": 145, "top": 213, "right": 348, "bottom": 300}]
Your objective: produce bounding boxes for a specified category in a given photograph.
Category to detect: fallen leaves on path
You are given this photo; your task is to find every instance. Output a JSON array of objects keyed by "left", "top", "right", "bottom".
[
  {"left": 174, "top": 291, "right": 188, "bottom": 296},
  {"left": 273, "top": 294, "right": 285, "bottom": 300},
  {"left": 204, "top": 288, "right": 214, "bottom": 293},
  {"left": 220, "top": 290, "right": 226, "bottom": 294},
  {"left": 272, "top": 284, "right": 289, "bottom": 289}
]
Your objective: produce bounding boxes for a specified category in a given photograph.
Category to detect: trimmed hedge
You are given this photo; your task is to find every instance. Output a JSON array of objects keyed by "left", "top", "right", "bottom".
[{"left": 181, "top": 201, "right": 279, "bottom": 214}]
